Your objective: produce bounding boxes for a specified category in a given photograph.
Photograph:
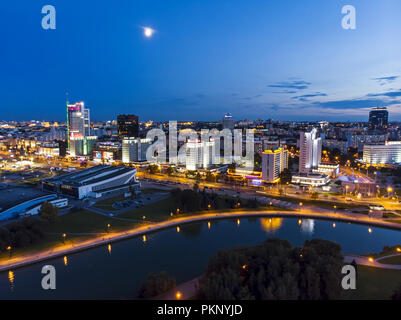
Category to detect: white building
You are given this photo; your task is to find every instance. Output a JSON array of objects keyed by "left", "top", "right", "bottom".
[
  {"left": 363, "top": 141, "right": 401, "bottom": 165},
  {"left": 38, "top": 142, "right": 60, "bottom": 157},
  {"left": 186, "top": 140, "right": 215, "bottom": 171},
  {"left": 312, "top": 163, "right": 340, "bottom": 177},
  {"left": 299, "top": 128, "right": 322, "bottom": 173},
  {"left": 262, "top": 147, "right": 288, "bottom": 182},
  {"left": 291, "top": 173, "right": 330, "bottom": 186},
  {"left": 122, "top": 138, "right": 151, "bottom": 163}
]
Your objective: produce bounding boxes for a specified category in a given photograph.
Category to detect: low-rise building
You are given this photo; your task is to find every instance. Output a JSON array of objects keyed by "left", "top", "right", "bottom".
[{"left": 291, "top": 173, "right": 330, "bottom": 186}]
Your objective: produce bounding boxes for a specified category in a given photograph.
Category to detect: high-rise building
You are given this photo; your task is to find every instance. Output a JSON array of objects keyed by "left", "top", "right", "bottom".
[
  {"left": 67, "top": 101, "right": 96, "bottom": 156},
  {"left": 117, "top": 114, "right": 139, "bottom": 139},
  {"left": 67, "top": 102, "right": 90, "bottom": 142},
  {"left": 222, "top": 113, "right": 234, "bottom": 131},
  {"left": 185, "top": 140, "right": 215, "bottom": 171},
  {"left": 262, "top": 147, "right": 289, "bottom": 182},
  {"left": 368, "top": 107, "right": 388, "bottom": 131},
  {"left": 122, "top": 137, "right": 151, "bottom": 163},
  {"left": 299, "top": 128, "right": 322, "bottom": 173}
]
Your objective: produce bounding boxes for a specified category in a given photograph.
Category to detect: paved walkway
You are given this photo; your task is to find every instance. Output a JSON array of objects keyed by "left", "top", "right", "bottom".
[{"left": 344, "top": 255, "right": 401, "bottom": 270}]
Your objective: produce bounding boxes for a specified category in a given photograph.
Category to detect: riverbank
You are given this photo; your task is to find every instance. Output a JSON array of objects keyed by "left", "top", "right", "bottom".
[{"left": 1, "top": 208, "right": 401, "bottom": 272}]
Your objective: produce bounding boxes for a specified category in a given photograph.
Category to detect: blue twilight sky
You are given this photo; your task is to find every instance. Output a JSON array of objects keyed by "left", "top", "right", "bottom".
[{"left": 1, "top": 0, "right": 401, "bottom": 122}]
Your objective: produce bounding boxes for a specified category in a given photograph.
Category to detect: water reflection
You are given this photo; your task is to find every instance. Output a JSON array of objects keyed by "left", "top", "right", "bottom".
[
  {"left": 260, "top": 218, "right": 283, "bottom": 232},
  {"left": 107, "top": 244, "right": 112, "bottom": 255},
  {"left": 63, "top": 256, "right": 68, "bottom": 266},
  {"left": 8, "top": 271, "right": 14, "bottom": 292},
  {"left": 300, "top": 219, "right": 315, "bottom": 235}
]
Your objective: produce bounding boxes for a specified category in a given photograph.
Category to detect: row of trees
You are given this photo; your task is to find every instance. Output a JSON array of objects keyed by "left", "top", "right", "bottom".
[
  {"left": 170, "top": 186, "right": 260, "bottom": 214},
  {"left": 137, "top": 271, "right": 176, "bottom": 299},
  {"left": 0, "top": 202, "right": 58, "bottom": 253},
  {"left": 196, "top": 238, "right": 344, "bottom": 300}
]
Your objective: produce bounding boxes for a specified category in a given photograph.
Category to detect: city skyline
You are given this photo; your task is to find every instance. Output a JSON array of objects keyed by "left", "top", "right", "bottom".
[{"left": 1, "top": 1, "right": 401, "bottom": 122}]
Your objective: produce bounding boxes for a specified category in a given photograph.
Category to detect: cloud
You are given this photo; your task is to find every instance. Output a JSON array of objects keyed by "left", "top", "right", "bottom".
[
  {"left": 242, "top": 94, "right": 263, "bottom": 100},
  {"left": 268, "top": 80, "right": 311, "bottom": 90},
  {"left": 373, "top": 76, "right": 399, "bottom": 85},
  {"left": 367, "top": 89, "right": 401, "bottom": 98},
  {"left": 292, "top": 92, "right": 327, "bottom": 102},
  {"left": 309, "top": 98, "right": 400, "bottom": 110}
]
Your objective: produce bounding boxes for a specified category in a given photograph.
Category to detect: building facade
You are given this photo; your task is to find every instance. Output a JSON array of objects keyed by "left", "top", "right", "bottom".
[
  {"left": 117, "top": 114, "right": 139, "bottom": 138},
  {"left": 363, "top": 141, "right": 401, "bottom": 165},
  {"left": 369, "top": 107, "right": 388, "bottom": 131},
  {"left": 299, "top": 128, "right": 322, "bottom": 173},
  {"left": 261, "top": 147, "right": 288, "bottom": 182}
]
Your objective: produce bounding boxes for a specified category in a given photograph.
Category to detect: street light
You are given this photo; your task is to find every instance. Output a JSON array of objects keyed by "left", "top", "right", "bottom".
[
  {"left": 62, "top": 233, "right": 66, "bottom": 244},
  {"left": 176, "top": 291, "right": 182, "bottom": 299},
  {"left": 6, "top": 246, "right": 12, "bottom": 258},
  {"left": 107, "top": 224, "right": 111, "bottom": 233}
]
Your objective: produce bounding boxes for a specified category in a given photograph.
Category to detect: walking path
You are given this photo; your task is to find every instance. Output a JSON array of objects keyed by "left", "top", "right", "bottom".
[{"left": 344, "top": 254, "right": 401, "bottom": 270}]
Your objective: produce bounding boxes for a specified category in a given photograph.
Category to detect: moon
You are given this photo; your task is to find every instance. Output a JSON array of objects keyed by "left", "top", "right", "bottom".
[{"left": 142, "top": 27, "right": 155, "bottom": 38}]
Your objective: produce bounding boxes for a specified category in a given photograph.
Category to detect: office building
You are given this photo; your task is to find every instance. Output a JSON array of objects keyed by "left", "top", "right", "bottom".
[
  {"left": 368, "top": 107, "right": 388, "bottom": 131},
  {"left": 299, "top": 128, "right": 322, "bottom": 173},
  {"left": 67, "top": 101, "right": 93, "bottom": 156},
  {"left": 186, "top": 140, "right": 215, "bottom": 171},
  {"left": 222, "top": 113, "right": 234, "bottom": 131},
  {"left": 363, "top": 141, "right": 401, "bottom": 165},
  {"left": 262, "top": 147, "right": 289, "bottom": 182},
  {"left": 122, "top": 137, "right": 151, "bottom": 163},
  {"left": 117, "top": 114, "right": 139, "bottom": 138}
]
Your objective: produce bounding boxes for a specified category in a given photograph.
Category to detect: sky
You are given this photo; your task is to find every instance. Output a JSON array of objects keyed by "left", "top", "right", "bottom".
[{"left": 1, "top": 0, "right": 401, "bottom": 122}]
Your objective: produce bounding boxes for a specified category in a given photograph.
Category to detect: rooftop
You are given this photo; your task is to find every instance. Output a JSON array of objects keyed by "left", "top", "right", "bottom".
[
  {"left": 44, "top": 165, "right": 136, "bottom": 187},
  {"left": 0, "top": 186, "right": 52, "bottom": 212}
]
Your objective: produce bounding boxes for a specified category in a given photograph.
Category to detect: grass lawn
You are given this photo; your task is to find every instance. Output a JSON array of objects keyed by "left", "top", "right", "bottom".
[
  {"left": 378, "top": 255, "right": 401, "bottom": 265},
  {"left": 118, "top": 197, "right": 175, "bottom": 221},
  {"left": 93, "top": 188, "right": 166, "bottom": 211},
  {"left": 342, "top": 265, "right": 401, "bottom": 300}
]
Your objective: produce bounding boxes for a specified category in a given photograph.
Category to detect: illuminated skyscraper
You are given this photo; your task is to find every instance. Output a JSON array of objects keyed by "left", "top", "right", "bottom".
[
  {"left": 262, "top": 147, "right": 289, "bottom": 182},
  {"left": 222, "top": 113, "right": 234, "bottom": 131},
  {"left": 67, "top": 101, "right": 94, "bottom": 156},
  {"left": 368, "top": 107, "right": 388, "bottom": 131},
  {"left": 67, "top": 102, "right": 90, "bottom": 141},
  {"left": 117, "top": 114, "right": 139, "bottom": 139},
  {"left": 299, "top": 128, "right": 322, "bottom": 173}
]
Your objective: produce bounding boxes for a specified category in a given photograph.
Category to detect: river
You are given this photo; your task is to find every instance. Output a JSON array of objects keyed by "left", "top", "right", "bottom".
[{"left": 1, "top": 217, "right": 401, "bottom": 299}]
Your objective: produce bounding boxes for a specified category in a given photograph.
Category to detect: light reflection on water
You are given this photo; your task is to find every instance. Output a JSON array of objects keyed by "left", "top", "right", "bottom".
[{"left": 1, "top": 217, "right": 401, "bottom": 299}]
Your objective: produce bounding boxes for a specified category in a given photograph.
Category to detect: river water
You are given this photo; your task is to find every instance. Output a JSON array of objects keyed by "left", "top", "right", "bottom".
[{"left": 1, "top": 217, "right": 401, "bottom": 299}]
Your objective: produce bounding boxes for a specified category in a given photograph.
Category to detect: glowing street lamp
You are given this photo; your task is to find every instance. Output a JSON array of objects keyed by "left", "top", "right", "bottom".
[
  {"left": 107, "top": 224, "right": 111, "bottom": 233},
  {"left": 62, "top": 233, "right": 66, "bottom": 244},
  {"left": 368, "top": 257, "right": 374, "bottom": 263},
  {"left": 176, "top": 291, "right": 182, "bottom": 300},
  {"left": 6, "top": 246, "right": 12, "bottom": 258}
]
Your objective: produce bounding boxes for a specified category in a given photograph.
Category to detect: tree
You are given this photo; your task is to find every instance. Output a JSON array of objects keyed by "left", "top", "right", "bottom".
[
  {"left": 392, "top": 283, "right": 401, "bottom": 300},
  {"left": 39, "top": 201, "right": 59, "bottom": 223},
  {"left": 137, "top": 271, "right": 176, "bottom": 299},
  {"left": 166, "top": 166, "right": 174, "bottom": 176},
  {"left": 196, "top": 238, "right": 343, "bottom": 300},
  {"left": 279, "top": 168, "right": 292, "bottom": 185}
]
